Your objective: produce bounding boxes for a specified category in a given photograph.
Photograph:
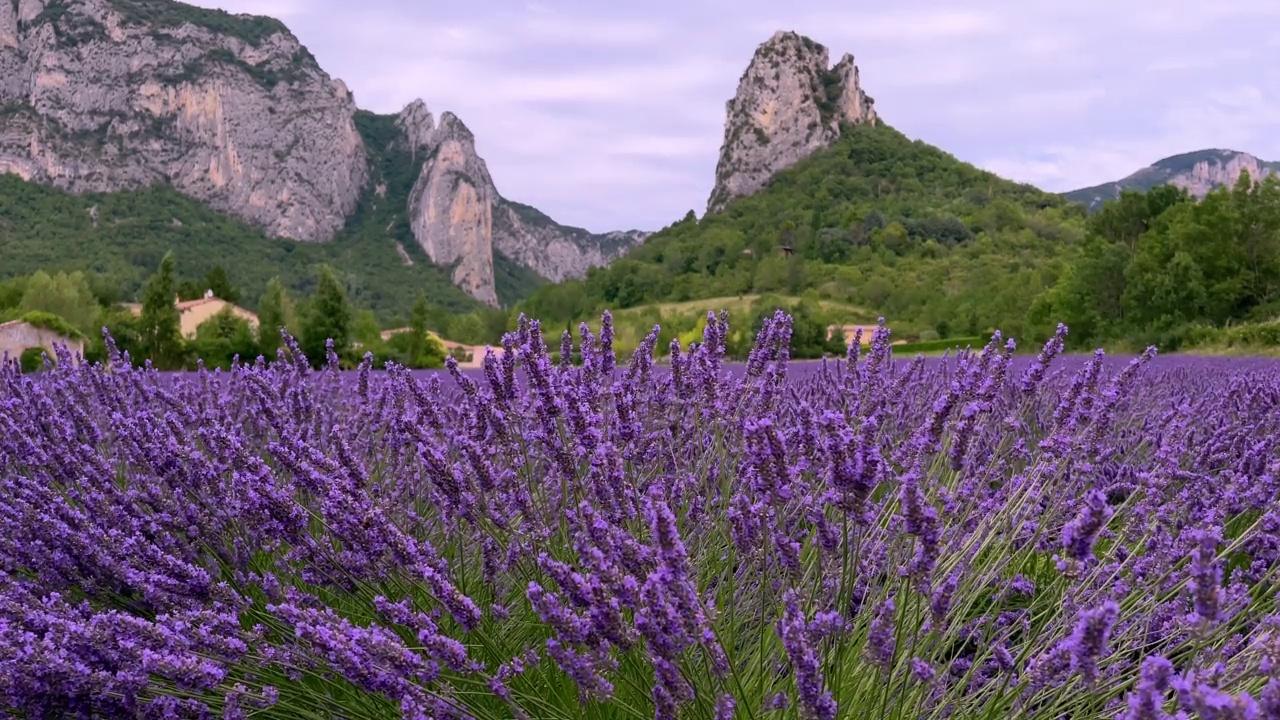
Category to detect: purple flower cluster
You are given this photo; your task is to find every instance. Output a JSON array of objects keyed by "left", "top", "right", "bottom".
[{"left": 2, "top": 314, "right": 1279, "bottom": 719}]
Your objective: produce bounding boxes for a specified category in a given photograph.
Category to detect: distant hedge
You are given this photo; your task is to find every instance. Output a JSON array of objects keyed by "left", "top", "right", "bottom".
[{"left": 892, "top": 336, "right": 988, "bottom": 354}]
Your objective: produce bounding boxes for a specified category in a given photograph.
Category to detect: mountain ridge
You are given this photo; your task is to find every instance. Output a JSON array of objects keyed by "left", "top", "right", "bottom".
[
  {"left": 0, "top": 0, "right": 645, "bottom": 306},
  {"left": 1063, "top": 148, "right": 1280, "bottom": 211}
]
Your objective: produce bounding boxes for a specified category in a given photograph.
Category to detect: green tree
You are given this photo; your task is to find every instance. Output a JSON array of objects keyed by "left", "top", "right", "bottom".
[
  {"left": 393, "top": 296, "right": 448, "bottom": 369},
  {"left": 445, "top": 312, "right": 485, "bottom": 345},
  {"left": 202, "top": 266, "right": 241, "bottom": 304},
  {"left": 19, "top": 347, "right": 49, "bottom": 374},
  {"left": 353, "top": 309, "right": 383, "bottom": 347},
  {"left": 19, "top": 270, "right": 101, "bottom": 334},
  {"left": 407, "top": 292, "right": 431, "bottom": 364},
  {"left": 257, "top": 276, "right": 294, "bottom": 358},
  {"left": 189, "top": 308, "right": 257, "bottom": 369},
  {"left": 1029, "top": 237, "right": 1128, "bottom": 346},
  {"left": 138, "top": 252, "right": 185, "bottom": 368},
  {"left": 301, "top": 265, "right": 352, "bottom": 366}
]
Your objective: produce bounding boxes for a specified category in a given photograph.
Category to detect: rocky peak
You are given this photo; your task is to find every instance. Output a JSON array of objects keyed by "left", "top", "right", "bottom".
[
  {"left": 706, "top": 30, "right": 876, "bottom": 214},
  {"left": 0, "top": 0, "right": 367, "bottom": 241},
  {"left": 402, "top": 108, "right": 647, "bottom": 303},
  {"left": 406, "top": 110, "right": 499, "bottom": 307},
  {"left": 394, "top": 98, "right": 435, "bottom": 156}
]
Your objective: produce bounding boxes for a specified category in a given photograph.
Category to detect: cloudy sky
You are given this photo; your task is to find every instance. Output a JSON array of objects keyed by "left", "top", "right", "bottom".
[{"left": 198, "top": 0, "right": 1280, "bottom": 234}]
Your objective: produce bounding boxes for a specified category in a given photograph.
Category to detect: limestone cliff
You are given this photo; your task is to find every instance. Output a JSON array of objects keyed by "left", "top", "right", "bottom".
[
  {"left": 707, "top": 30, "right": 876, "bottom": 214},
  {"left": 1064, "top": 149, "right": 1280, "bottom": 211},
  {"left": 401, "top": 101, "right": 647, "bottom": 304},
  {"left": 492, "top": 202, "right": 648, "bottom": 283},
  {"left": 0, "top": 0, "right": 367, "bottom": 240},
  {"left": 406, "top": 112, "right": 499, "bottom": 307}
]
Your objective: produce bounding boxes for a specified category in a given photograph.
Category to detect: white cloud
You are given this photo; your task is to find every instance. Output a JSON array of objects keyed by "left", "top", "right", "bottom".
[
  {"left": 520, "top": 15, "right": 670, "bottom": 46},
  {"left": 825, "top": 10, "right": 1003, "bottom": 42},
  {"left": 605, "top": 135, "right": 711, "bottom": 159},
  {"left": 492, "top": 59, "right": 734, "bottom": 104},
  {"left": 979, "top": 87, "right": 1280, "bottom": 191},
  {"left": 752, "top": 9, "right": 1004, "bottom": 44},
  {"left": 948, "top": 88, "right": 1106, "bottom": 122}
]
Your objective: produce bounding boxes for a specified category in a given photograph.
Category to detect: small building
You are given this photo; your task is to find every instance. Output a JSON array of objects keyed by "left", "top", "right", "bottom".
[
  {"left": 826, "top": 324, "right": 882, "bottom": 346},
  {"left": 0, "top": 318, "right": 86, "bottom": 364},
  {"left": 123, "top": 290, "right": 260, "bottom": 339},
  {"left": 175, "top": 292, "right": 259, "bottom": 339}
]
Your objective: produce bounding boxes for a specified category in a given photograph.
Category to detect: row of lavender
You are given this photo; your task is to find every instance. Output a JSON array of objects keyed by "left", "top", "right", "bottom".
[{"left": 1, "top": 312, "right": 1278, "bottom": 719}]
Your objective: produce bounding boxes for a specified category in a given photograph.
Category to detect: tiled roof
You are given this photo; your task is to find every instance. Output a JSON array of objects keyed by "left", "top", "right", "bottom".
[{"left": 176, "top": 297, "right": 219, "bottom": 311}]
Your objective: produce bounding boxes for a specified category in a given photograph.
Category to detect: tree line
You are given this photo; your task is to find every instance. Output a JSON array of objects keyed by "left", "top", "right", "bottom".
[{"left": 1, "top": 253, "right": 467, "bottom": 371}]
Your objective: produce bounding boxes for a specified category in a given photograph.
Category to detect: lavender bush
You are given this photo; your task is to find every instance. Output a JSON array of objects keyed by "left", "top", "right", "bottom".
[{"left": 2, "top": 311, "right": 1279, "bottom": 719}]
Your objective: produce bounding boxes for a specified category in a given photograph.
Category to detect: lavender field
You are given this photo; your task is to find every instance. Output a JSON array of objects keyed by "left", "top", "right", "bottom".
[{"left": 2, "top": 311, "right": 1279, "bottom": 720}]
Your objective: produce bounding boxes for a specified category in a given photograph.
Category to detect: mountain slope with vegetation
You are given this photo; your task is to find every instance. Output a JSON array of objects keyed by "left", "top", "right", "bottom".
[
  {"left": 520, "top": 122, "right": 1088, "bottom": 347},
  {"left": 0, "top": 172, "right": 488, "bottom": 319},
  {"left": 0, "top": 0, "right": 628, "bottom": 308},
  {"left": 0, "top": 105, "right": 551, "bottom": 319}
]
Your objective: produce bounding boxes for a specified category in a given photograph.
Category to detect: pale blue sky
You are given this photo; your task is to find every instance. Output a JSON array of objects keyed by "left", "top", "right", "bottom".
[{"left": 198, "top": 0, "right": 1280, "bottom": 233}]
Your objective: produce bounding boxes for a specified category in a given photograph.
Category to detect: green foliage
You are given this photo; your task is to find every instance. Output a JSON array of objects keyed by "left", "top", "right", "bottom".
[
  {"left": 0, "top": 134, "right": 527, "bottom": 322},
  {"left": 18, "top": 270, "right": 100, "bottom": 335},
  {"left": 106, "top": 0, "right": 290, "bottom": 46},
  {"left": 394, "top": 292, "right": 448, "bottom": 368},
  {"left": 85, "top": 308, "right": 143, "bottom": 366},
  {"left": 18, "top": 347, "right": 48, "bottom": 374},
  {"left": 1040, "top": 171, "right": 1280, "bottom": 347},
  {"left": 188, "top": 307, "right": 257, "bottom": 369},
  {"left": 256, "top": 277, "right": 295, "bottom": 358},
  {"left": 138, "top": 252, "right": 185, "bottom": 369},
  {"left": 892, "top": 336, "right": 989, "bottom": 354},
  {"left": 301, "top": 265, "right": 352, "bottom": 366},
  {"left": 178, "top": 266, "right": 240, "bottom": 304},
  {"left": 17, "top": 311, "right": 85, "bottom": 341}
]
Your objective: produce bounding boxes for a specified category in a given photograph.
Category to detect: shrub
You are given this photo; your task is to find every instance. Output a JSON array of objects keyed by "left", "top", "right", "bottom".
[{"left": 18, "top": 346, "right": 49, "bottom": 373}]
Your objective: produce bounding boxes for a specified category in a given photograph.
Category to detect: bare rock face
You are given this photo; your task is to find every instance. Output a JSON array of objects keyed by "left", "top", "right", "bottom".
[
  {"left": 394, "top": 98, "right": 435, "bottom": 157},
  {"left": 493, "top": 201, "right": 649, "bottom": 283},
  {"left": 1170, "top": 152, "right": 1276, "bottom": 196},
  {"left": 404, "top": 105, "right": 646, "bottom": 303},
  {"left": 407, "top": 112, "right": 499, "bottom": 307},
  {"left": 0, "top": 0, "right": 367, "bottom": 240},
  {"left": 707, "top": 30, "right": 876, "bottom": 214}
]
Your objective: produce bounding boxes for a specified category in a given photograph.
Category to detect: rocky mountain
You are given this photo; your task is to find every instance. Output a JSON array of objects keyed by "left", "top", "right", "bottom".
[
  {"left": 396, "top": 100, "right": 649, "bottom": 306},
  {"left": 707, "top": 30, "right": 877, "bottom": 214},
  {"left": 1064, "top": 149, "right": 1280, "bottom": 211},
  {"left": 0, "top": 0, "right": 645, "bottom": 306}
]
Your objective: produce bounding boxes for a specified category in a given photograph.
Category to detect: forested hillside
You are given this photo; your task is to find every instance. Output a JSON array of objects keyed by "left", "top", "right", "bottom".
[
  {"left": 1035, "top": 174, "right": 1280, "bottom": 349},
  {"left": 520, "top": 123, "right": 1280, "bottom": 354},
  {"left": 521, "top": 123, "right": 1088, "bottom": 344}
]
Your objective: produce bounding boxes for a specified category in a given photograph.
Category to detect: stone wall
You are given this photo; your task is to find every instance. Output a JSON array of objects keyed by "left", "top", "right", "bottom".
[{"left": 0, "top": 321, "right": 85, "bottom": 363}]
